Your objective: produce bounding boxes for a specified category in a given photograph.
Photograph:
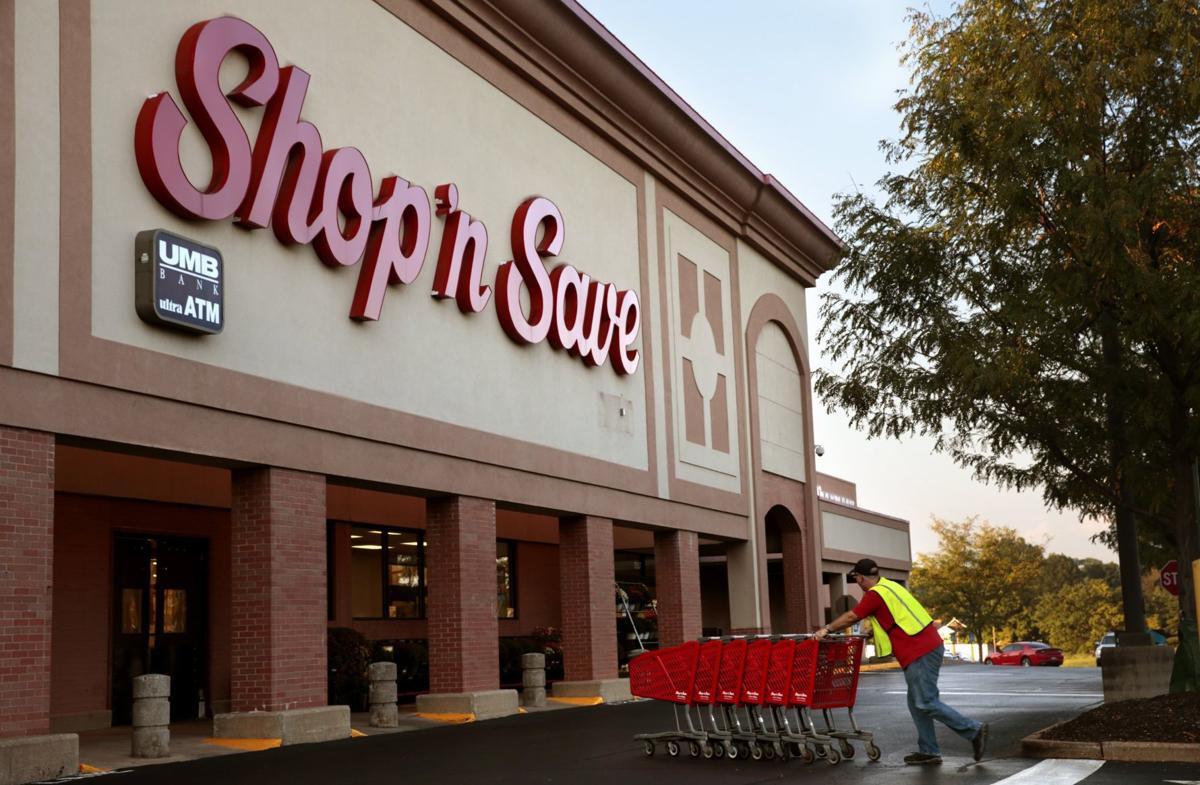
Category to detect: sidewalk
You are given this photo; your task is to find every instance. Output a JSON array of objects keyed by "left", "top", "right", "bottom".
[{"left": 75, "top": 700, "right": 587, "bottom": 774}]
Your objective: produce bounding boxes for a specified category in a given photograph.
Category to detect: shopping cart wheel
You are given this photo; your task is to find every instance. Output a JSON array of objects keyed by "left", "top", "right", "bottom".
[
  {"left": 813, "top": 744, "right": 826, "bottom": 759},
  {"left": 666, "top": 740, "right": 680, "bottom": 757},
  {"left": 702, "top": 742, "right": 714, "bottom": 759},
  {"left": 825, "top": 746, "right": 841, "bottom": 765},
  {"left": 796, "top": 743, "right": 814, "bottom": 764},
  {"left": 866, "top": 742, "right": 882, "bottom": 762},
  {"left": 749, "top": 742, "right": 764, "bottom": 761},
  {"left": 762, "top": 743, "right": 775, "bottom": 761},
  {"left": 712, "top": 743, "right": 725, "bottom": 759},
  {"left": 689, "top": 741, "right": 702, "bottom": 758},
  {"left": 641, "top": 740, "right": 655, "bottom": 757},
  {"left": 736, "top": 742, "right": 751, "bottom": 759},
  {"left": 725, "top": 742, "right": 739, "bottom": 760},
  {"left": 839, "top": 740, "right": 855, "bottom": 758}
]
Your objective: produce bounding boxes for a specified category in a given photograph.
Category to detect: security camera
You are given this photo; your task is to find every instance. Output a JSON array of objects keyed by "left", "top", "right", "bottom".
[{"left": 814, "top": 444, "right": 825, "bottom": 457}]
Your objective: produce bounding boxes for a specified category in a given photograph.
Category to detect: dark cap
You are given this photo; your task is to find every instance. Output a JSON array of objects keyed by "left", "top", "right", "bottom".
[{"left": 847, "top": 558, "right": 879, "bottom": 580}]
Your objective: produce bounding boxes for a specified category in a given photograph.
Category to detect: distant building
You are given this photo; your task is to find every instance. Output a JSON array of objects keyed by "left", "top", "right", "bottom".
[{"left": 813, "top": 474, "right": 912, "bottom": 623}]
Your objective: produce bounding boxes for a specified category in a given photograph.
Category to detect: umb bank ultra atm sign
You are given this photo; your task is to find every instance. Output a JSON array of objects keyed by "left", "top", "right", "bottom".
[{"left": 135, "top": 229, "right": 224, "bottom": 334}]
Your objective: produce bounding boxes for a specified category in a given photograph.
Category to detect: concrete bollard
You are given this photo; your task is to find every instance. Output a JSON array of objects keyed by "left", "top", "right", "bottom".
[
  {"left": 131, "top": 674, "right": 170, "bottom": 758},
  {"left": 521, "top": 652, "right": 546, "bottom": 707},
  {"left": 369, "top": 662, "right": 399, "bottom": 727}
]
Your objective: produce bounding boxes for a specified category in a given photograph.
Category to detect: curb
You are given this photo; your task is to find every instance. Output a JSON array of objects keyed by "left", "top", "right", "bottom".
[
  {"left": 860, "top": 662, "right": 900, "bottom": 672},
  {"left": 1022, "top": 721, "right": 1200, "bottom": 763}
]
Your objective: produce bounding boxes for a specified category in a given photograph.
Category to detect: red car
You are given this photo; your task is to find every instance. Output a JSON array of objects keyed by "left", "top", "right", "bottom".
[{"left": 985, "top": 641, "right": 1064, "bottom": 666}]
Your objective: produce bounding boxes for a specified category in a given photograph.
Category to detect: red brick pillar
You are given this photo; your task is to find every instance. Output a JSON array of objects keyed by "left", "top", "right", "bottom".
[
  {"left": 653, "top": 530, "right": 701, "bottom": 647},
  {"left": 230, "top": 467, "right": 326, "bottom": 712},
  {"left": 781, "top": 529, "right": 809, "bottom": 633},
  {"left": 558, "top": 516, "right": 616, "bottom": 681},
  {"left": 426, "top": 496, "right": 498, "bottom": 694},
  {"left": 0, "top": 427, "right": 54, "bottom": 737}
]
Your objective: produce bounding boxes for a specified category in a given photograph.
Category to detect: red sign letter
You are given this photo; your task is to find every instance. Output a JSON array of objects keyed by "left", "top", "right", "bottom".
[
  {"left": 432, "top": 184, "right": 491, "bottom": 314},
  {"left": 495, "top": 197, "right": 561, "bottom": 345},
  {"left": 134, "top": 17, "right": 279, "bottom": 220},
  {"left": 350, "top": 177, "right": 431, "bottom": 321}
]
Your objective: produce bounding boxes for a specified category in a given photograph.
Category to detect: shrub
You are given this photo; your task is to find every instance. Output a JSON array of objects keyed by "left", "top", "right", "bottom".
[{"left": 327, "top": 627, "right": 371, "bottom": 711}]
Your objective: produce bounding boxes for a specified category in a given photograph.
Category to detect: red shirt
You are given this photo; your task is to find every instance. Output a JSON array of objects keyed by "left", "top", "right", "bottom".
[{"left": 851, "top": 589, "right": 942, "bottom": 669}]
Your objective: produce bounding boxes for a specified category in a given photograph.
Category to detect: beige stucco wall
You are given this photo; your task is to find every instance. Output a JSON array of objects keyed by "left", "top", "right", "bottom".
[
  {"left": 12, "top": 0, "right": 60, "bottom": 375},
  {"left": 755, "top": 322, "right": 806, "bottom": 481},
  {"left": 821, "top": 509, "right": 912, "bottom": 563},
  {"left": 84, "top": 0, "right": 647, "bottom": 469},
  {"left": 737, "top": 239, "right": 809, "bottom": 353},
  {"left": 660, "top": 208, "right": 741, "bottom": 493}
]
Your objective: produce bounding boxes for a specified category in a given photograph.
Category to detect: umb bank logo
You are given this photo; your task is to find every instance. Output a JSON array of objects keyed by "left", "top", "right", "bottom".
[{"left": 135, "top": 229, "right": 224, "bottom": 335}]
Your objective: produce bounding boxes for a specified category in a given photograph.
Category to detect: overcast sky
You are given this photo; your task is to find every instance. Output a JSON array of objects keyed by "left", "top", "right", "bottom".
[{"left": 579, "top": 0, "right": 1114, "bottom": 563}]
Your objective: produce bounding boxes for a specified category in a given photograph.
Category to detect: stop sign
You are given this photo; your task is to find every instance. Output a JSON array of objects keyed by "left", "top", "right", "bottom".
[{"left": 1161, "top": 560, "right": 1180, "bottom": 596}]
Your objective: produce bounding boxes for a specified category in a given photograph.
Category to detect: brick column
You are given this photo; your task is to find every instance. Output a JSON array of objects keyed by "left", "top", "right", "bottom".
[
  {"left": 0, "top": 427, "right": 54, "bottom": 737},
  {"left": 230, "top": 467, "right": 326, "bottom": 712},
  {"left": 426, "top": 496, "right": 498, "bottom": 694},
  {"left": 653, "top": 530, "right": 701, "bottom": 647},
  {"left": 780, "top": 529, "right": 809, "bottom": 633},
  {"left": 558, "top": 516, "right": 616, "bottom": 681}
]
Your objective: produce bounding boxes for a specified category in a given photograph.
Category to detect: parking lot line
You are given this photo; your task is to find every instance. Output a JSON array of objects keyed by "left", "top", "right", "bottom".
[
  {"left": 884, "top": 691, "right": 1103, "bottom": 698},
  {"left": 988, "top": 759, "right": 1105, "bottom": 785}
]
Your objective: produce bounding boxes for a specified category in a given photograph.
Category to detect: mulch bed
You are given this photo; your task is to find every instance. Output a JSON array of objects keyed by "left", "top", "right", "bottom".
[{"left": 1040, "top": 693, "right": 1200, "bottom": 744}]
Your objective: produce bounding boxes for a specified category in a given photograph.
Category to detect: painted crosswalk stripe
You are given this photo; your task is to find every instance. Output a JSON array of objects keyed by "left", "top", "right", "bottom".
[
  {"left": 988, "top": 759, "right": 1105, "bottom": 785},
  {"left": 883, "top": 691, "right": 1103, "bottom": 698}
]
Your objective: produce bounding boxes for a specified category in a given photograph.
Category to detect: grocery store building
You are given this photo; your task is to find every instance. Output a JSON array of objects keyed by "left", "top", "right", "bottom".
[{"left": 0, "top": 0, "right": 910, "bottom": 759}]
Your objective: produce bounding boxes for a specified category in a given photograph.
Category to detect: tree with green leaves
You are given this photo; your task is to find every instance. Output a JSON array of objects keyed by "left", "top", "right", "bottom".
[
  {"left": 910, "top": 518, "right": 1045, "bottom": 661},
  {"left": 818, "top": 0, "right": 1200, "bottom": 689},
  {"left": 1034, "top": 578, "right": 1123, "bottom": 654}
]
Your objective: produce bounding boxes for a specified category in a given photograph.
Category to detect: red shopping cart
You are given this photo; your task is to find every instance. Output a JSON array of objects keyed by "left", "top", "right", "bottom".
[
  {"left": 630, "top": 635, "right": 878, "bottom": 765},
  {"left": 809, "top": 635, "right": 879, "bottom": 761},
  {"left": 631, "top": 640, "right": 716, "bottom": 758}
]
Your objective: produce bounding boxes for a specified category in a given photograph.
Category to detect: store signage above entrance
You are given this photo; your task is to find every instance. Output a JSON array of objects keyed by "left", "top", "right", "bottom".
[
  {"left": 133, "top": 16, "right": 640, "bottom": 375},
  {"left": 134, "top": 229, "right": 224, "bottom": 335}
]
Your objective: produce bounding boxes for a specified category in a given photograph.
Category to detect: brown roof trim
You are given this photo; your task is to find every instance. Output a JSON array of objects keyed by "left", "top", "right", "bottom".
[{"left": 476, "top": 0, "right": 843, "bottom": 282}]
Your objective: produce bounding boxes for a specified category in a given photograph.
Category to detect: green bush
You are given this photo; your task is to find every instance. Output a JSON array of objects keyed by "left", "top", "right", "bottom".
[{"left": 327, "top": 627, "right": 371, "bottom": 711}]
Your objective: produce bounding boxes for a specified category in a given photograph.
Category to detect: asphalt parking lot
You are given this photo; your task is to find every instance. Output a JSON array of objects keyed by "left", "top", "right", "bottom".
[{"left": 69, "top": 665, "right": 1198, "bottom": 785}]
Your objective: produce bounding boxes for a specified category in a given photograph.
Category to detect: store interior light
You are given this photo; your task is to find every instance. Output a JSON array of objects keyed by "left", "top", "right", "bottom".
[{"left": 351, "top": 544, "right": 383, "bottom": 550}]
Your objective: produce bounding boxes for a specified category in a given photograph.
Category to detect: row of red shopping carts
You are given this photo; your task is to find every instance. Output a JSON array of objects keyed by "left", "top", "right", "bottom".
[{"left": 628, "top": 634, "right": 878, "bottom": 764}]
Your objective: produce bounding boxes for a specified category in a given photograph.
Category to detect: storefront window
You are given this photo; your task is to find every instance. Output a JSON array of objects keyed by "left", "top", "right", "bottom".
[
  {"left": 615, "top": 552, "right": 655, "bottom": 587},
  {"left": 387, "top": 534, "right": 422, "bottom": 619},
  {"left": 497, "top": 541, "right": 516, "bottom": 619},
  {"left": 351, "top": 525, "right": 426, "bottom": 619},
  {"left": 350, "top": 525, "right": 516, "bottom": 620},
  {"left": 162, "top": 589, "right": 186, "bottom": 633},
  {"left": 351, "top": 528, "right": 385, "bottom": 618},
  {"left": 121, "top": 589, "right": 142, "bottom": 634}
]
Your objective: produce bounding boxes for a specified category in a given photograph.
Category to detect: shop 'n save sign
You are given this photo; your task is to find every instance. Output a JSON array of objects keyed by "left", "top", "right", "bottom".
[{"left": 134, "top": 16, "right": 640, "bottom": 375}]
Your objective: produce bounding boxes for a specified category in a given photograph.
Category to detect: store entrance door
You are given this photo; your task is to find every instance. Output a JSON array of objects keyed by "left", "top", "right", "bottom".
[{"left": 111, "top": 535, "right": 208, "bottom": 725}]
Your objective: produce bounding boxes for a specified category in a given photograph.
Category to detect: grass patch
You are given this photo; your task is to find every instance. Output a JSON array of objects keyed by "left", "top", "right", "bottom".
[{"left": 1060, "top": 652, "right": 1097, "bottom": 668}]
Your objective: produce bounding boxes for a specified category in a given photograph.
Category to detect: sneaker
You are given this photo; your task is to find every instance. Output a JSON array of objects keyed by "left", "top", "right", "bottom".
[
  {"left": 903, "top": 752, "right": 943, "bottom": 765},
  {"left": 972, "top": 723, "right": 989, "bottom": 762}
]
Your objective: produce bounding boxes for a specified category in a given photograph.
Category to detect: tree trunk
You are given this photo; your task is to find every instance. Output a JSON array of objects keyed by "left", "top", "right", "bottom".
[
  {"left": 1172, "top": 448, "right": 1199, "bottom": 627},
  {"left": 1100, "top": 307, "right": 1148, "bottom": 641},
  {"left": 1169, "top": 449, "right": 1200, "bottom": 692}
]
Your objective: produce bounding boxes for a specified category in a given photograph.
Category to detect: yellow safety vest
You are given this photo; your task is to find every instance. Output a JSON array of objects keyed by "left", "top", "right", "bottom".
[{"left": 865, "top": 577, "right": 933, "bottom": 657}]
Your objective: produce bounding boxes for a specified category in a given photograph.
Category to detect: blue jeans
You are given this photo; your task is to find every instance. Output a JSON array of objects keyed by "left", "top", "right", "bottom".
[{"left": 903, "top": 645, "right": 981, "bottom": 755}]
